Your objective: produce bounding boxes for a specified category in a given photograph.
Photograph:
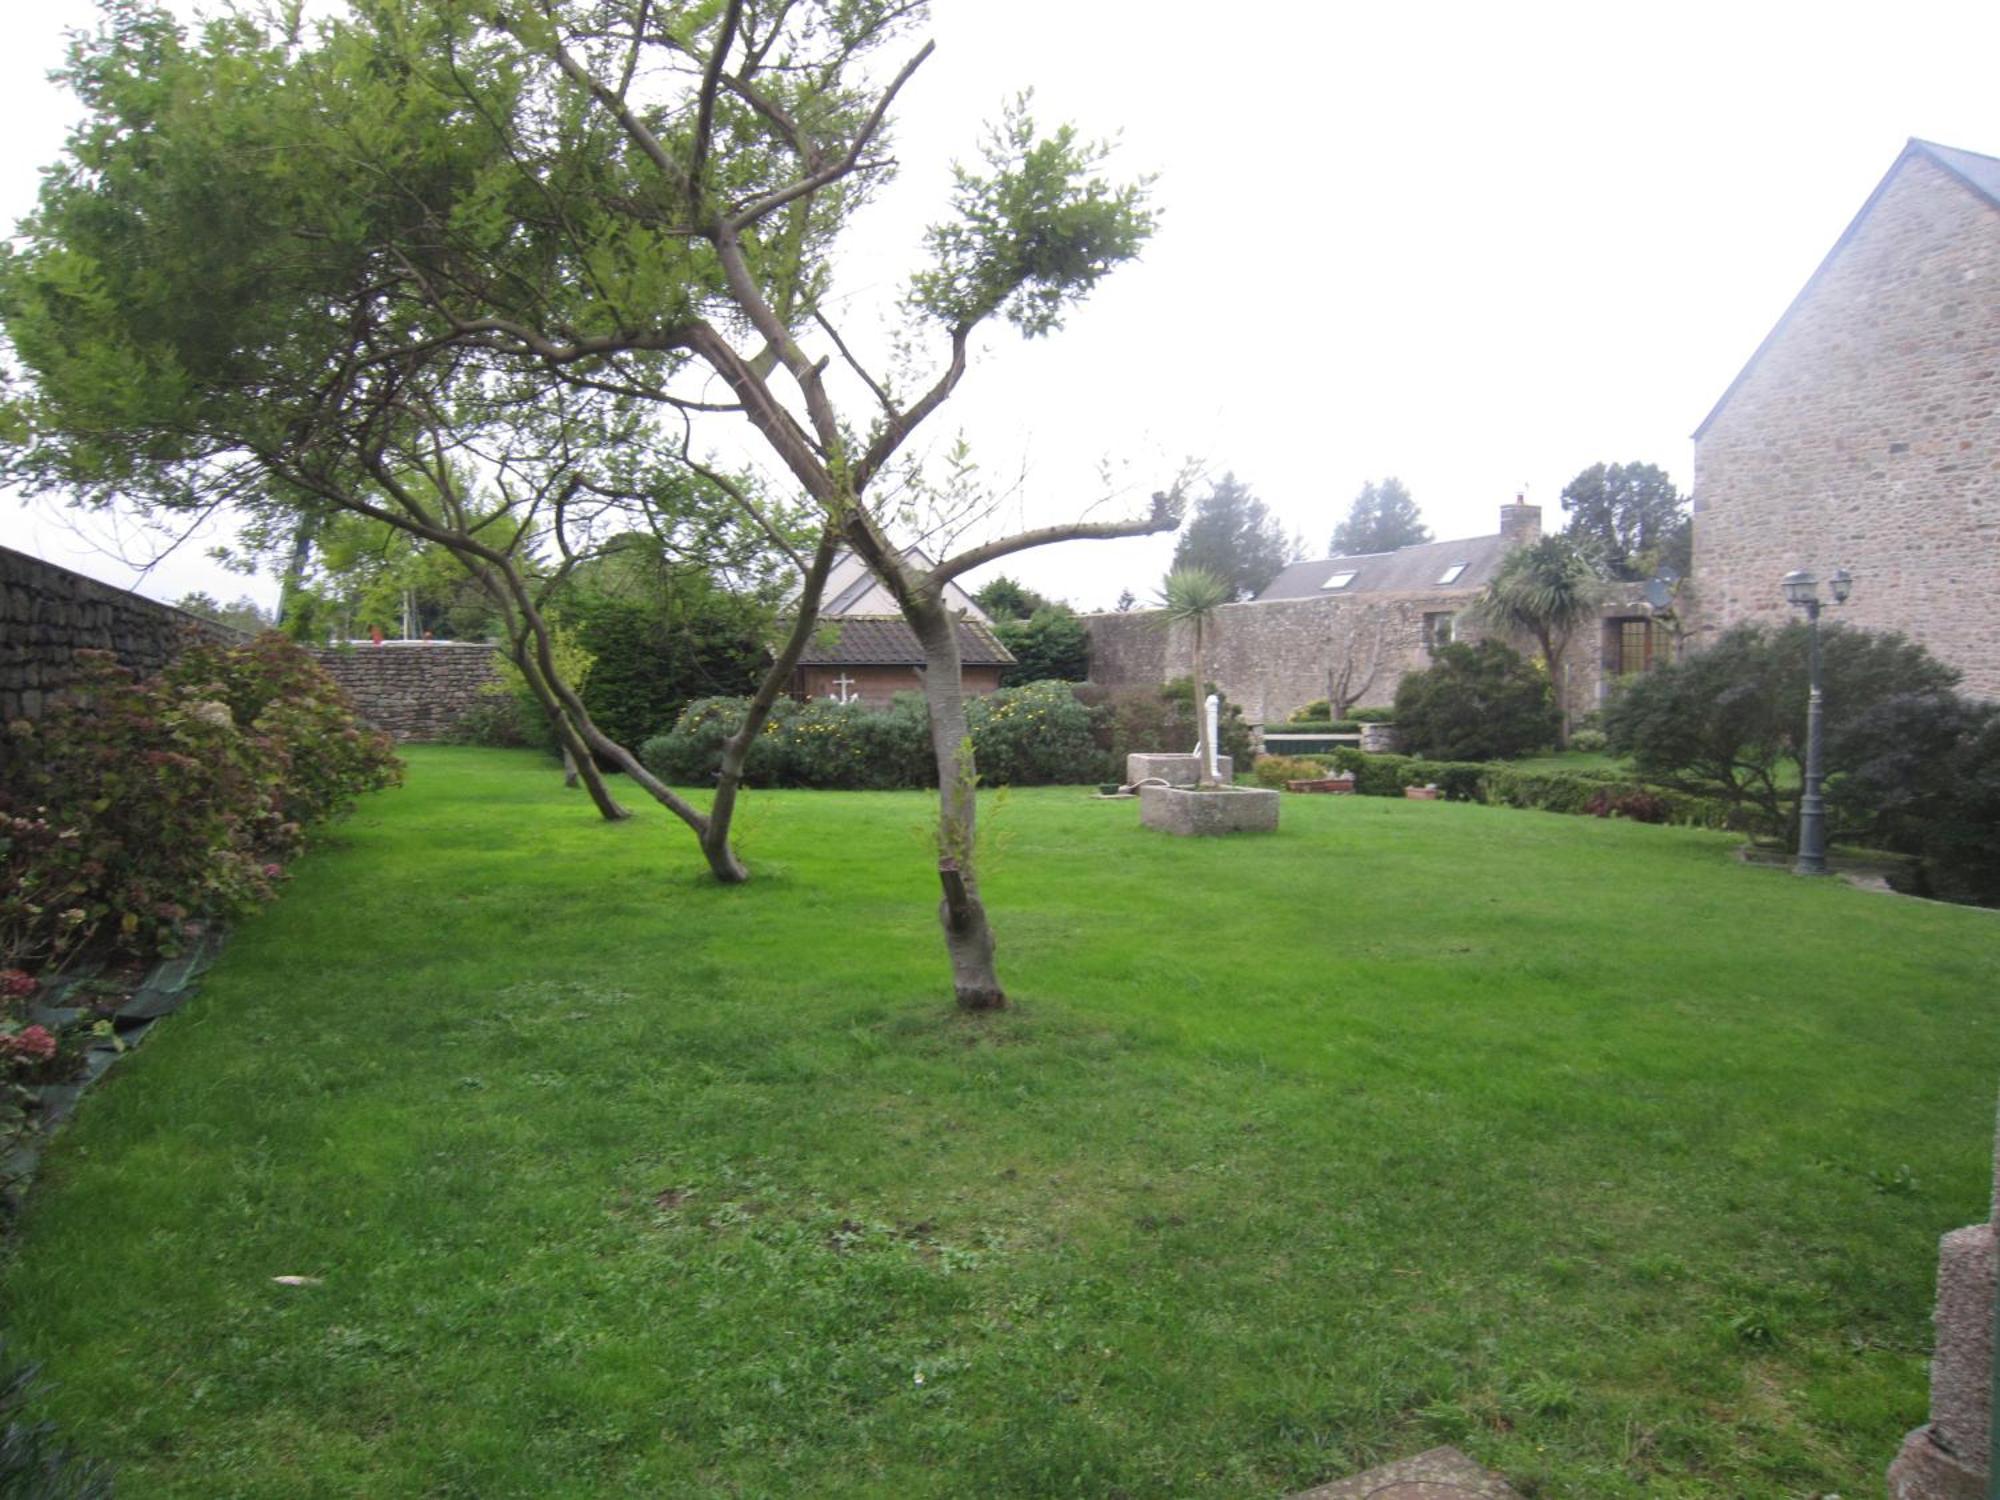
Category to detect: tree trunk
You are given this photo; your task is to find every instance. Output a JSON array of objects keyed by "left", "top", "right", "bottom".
[
  {"left": 1542, "top": 629, "right": 1572, "bottom": 749},
  {"left": 910, "top": 594, "right": 1005, "bottom": 1010},
  {"left": 276, "top": 513, "right": 320, "bottom": 634},
  {"left": 701, "top": 527, "right": 843, "bottom": 882},
  {"left": 510, "top": 629, "right": 630, "bottom": 821}
]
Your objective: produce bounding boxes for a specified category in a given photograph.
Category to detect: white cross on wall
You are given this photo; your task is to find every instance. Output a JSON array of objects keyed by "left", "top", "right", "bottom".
[{"left": 831, "top": 672, "right": 857, "bottom": 704}]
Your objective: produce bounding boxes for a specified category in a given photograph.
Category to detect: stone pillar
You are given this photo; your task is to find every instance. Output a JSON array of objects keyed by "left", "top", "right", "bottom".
[
  {"left": 1888, "top": 1096, "right": 1998, "bottom": 1499},
  {"left": 1360, "top": 722, "right": 1400, "bottom": 754}
]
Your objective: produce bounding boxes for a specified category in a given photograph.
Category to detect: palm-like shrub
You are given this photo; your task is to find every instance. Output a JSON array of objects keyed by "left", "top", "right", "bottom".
[{"left": 1157, "top": 568, "right": 1231, "bottom": 785}]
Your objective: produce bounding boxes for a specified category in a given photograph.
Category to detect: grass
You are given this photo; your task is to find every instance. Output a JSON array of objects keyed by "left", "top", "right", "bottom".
[
  {"left": 6, "top": 745, "right": 1998, "bottom": 1498},
  {"left": 1493, "top": 749, "right": 1631, "bottom": 775}
]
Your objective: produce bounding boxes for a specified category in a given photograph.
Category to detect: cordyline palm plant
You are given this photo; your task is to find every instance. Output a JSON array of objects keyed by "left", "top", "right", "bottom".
[
  {"left": 1470, "top": 536, "right": 1602, "bottom": 747},
  {"left": 1158, "top": 567, "right": 1232, "bottom": 786}
]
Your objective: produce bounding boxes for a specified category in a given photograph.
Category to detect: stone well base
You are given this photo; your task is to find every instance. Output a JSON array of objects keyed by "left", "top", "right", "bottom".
[
  {"left": 1139, "top": 783, "right": 1278, "bottom": 836},
  {"left": 1125, "top": 752, "right": 1233, "bottom": 786},
  {"left": 1889, "top": 1426, "right": 1984, "bottom": 1500}
]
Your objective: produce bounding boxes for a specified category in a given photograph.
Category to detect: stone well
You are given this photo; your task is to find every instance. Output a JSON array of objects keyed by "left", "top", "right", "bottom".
[{"left": 1138, "top": 783, "right": 1278, "bottom": 836}]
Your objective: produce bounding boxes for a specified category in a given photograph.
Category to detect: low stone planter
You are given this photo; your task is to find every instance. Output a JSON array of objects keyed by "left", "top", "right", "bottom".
[
  {"left": 1125, "top": 752, "right": 1235, "bottom": 786},
  {"left": 1403, "top": 785, "right": 1441, "bottom": 801},
  {"left": 1285, "top": 777, "right": 1355, "bottom": 794},
  {"left": 1139, "top": 783, "right": 1279, "bottom": 836}
]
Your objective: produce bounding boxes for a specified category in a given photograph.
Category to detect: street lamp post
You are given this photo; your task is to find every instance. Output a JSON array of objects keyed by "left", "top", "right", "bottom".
[{"left": 1781, "top": 566, "right": 1853, "bottom": 876}]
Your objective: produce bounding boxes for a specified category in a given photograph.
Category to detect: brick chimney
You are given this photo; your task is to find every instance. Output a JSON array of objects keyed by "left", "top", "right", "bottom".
[{"left": 1499, "top": 494, "right": 1541, "bottom": 548}]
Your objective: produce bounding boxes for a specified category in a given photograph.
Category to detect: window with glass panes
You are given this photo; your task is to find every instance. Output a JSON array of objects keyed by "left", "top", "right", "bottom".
[{"left": 1611, "top": 617, "right": 1673, "bottom": 675}]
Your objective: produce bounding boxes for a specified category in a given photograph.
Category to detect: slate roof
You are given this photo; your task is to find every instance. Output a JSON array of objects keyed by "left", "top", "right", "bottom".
[
  {"left": 1694, "top": 137, "right": 2000, "bottom": 439},
  {"left": 1255, "top": 530, "right": 1515, "bottom": 601},
  {"left": 797, "top": 614, "right": 1015, "bottom": 667}
]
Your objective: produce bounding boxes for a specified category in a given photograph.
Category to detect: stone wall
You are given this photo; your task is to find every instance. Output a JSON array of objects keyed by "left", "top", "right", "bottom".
[
  {"left": 1086, "top": 592, "right": 1630, "bottom": 727},
  {"left": 1692, "top": 149, "right": 2000, "bottom": 698},
  {"left": 308, "top": 642, "right": 502, "bottom": 741},
  {"left": 0, "top": 544, "right": 242, "bottom": 722}
]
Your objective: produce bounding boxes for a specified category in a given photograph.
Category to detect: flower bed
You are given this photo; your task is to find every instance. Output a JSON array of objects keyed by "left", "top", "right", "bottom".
[{"left": 0, "top": 634, "right": 401, "bottom": 1214}]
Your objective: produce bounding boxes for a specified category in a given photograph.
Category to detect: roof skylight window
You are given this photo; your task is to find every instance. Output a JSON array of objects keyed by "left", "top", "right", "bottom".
[
  {"left": 1437, "top": 562, "right": 1468, "bottom": 585},
  {"left": 1321, "top": 571, "right": 1357, "bottom": 590}
]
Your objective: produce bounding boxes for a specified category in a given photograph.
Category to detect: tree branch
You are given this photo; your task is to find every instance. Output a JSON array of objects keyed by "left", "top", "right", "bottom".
[
  {"left": 929, "top": 489, "right": 1186, "bottom": 588},
  {"left": 721, "top": 40, "right": 932, "bottom": 231},
  {"left": 687, "top": 0, "right": 744, "bottom": 206},
  {"left": 853, "top": 323, "right": 968, "bottom": 492}
]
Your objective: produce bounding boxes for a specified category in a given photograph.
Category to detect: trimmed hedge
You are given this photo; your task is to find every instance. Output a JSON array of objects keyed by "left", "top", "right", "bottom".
[
  {"left": 1261, "top": 720, "right": 1363, "bottom": 736},
  {"left": 641, "top": 680, "right": 1108, "bottom": 790},
  {"left": 1324, "top": 748, "right": 1740, "bottom": 828}
]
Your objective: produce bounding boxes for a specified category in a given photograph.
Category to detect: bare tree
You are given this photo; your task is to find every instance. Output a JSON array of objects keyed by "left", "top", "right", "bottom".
[{"left": 1325, "top": 608, "right": 1389, "bottom": 719}]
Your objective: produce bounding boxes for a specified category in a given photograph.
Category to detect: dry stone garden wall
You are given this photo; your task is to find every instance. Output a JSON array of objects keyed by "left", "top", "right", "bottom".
[
  {"left": 308, "top": 642, "right": 502, "bottom": 741},
  {"left": 0, "top": 544, "right": 241, "bottom": 722}
]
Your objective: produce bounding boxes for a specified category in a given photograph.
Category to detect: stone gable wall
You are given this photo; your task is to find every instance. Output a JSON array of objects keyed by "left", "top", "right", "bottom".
[
  {"left": 0, "top": 544, "right": 242, "bottom": 722},
  {"left": 1692, "top": 151, "right": 2000, "bottom": 698},
  {"left": 308, "top": 642, "right": 502, "bottom": 741}
]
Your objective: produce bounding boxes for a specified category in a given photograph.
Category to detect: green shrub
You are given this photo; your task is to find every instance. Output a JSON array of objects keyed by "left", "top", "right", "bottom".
[
  {"left": 1568, "top": 728, "right": 1608, "bottom": 753},
  {"left": 1393, "top": 640, "right": 1558, "bottom": 761},
  {"left": 1405, "top": 759, "right": 1488, "bottom": 802},
  {"left": 166, "top": 633, "right": 402, "bottom": 830},
  {"left": 993, "top": 606, "right": 1090, "bottom": 686},
  {"left": 1479, "top": 766, "right": 1737, "bottom": 829},
  {"left": 1603, "top": 621, "right": 1960, "bottom": 842},
  {"left": 1261, "top": 719, "right": 1362, "bottom": 736},
  {"left": 1250, "top": 754, "right": 1334, "bottom": 788},
  {"left": 642, "top": 683, "right": 1106, "bottom": 790},
  {"left": 1837, "top": 691, "right": 2000, "bottom": 906},
  {"left": 1329, "top": 747, "right": 1416, "bottom": 797},
  {"left": 1316, "top": 748, "right": 1736, "bottom": 828},
  {"left": 560, "top": 584, "right": 769, "bottom": 750},
  {"left": 966, "top": 680, "right": 1107, "bottom": 785},
  {"left": 1, "top": 639, "right": 401, "bottom": 966}
]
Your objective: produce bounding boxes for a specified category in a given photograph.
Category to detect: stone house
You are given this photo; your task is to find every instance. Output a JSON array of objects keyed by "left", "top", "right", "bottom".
[
  {"left": 791, "top": 548, "right": 1015, "bottom": 705},
  {"left": 1690, "top": 137, "right": 2000, "bottom": 698},
  {"left": 1085, "top": 501, "right": 1668, "bottom": 726}
]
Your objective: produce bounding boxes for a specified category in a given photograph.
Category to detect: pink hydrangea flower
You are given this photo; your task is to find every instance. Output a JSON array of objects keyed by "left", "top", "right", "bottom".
[
  {"left": 4, "top": 1027, "right": 57, "bottom": 1063},
  {"left": 0, "top": 970, "right": 38, "bottom": 1000}
]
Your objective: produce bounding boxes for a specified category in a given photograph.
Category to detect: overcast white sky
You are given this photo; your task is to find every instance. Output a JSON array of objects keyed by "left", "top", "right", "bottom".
[{"left": 4, "top": 1, "right": 1998, "bottom": 613}]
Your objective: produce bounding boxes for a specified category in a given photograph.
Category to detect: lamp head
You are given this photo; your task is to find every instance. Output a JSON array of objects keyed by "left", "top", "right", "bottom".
[
  {"left": 1829, "top": 567, "right": 1853, "bottom": 605},
  {"left": 1782, "top": 570, "right": 1817, "bottom": 608}
]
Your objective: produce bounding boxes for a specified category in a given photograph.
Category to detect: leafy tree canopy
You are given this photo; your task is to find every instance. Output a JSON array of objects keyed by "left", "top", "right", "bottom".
[
  {"left": 1560, "top": 462, "right": 1689, "bottom": 581},
  {"left": 994, "top": 605, "right": 1088, "bottom": 685},
  {"left": 1331, "top": 477, "right": 1429, "bottom": 556},
  {"left": 972, "top": 575, "right": 1052, "bottom": 621},
  {"left": 174, "top": 591, "right": 273, "bottom": 635},
  {"left": 1168, "top": 472, "right": 1292, "bottom": 601},
  {"left": 2, "top": 0, "right": 1171, "bottom": 1005},
  {"left": 1471, "top": 535, "right": 1601, "bottom": 746}
]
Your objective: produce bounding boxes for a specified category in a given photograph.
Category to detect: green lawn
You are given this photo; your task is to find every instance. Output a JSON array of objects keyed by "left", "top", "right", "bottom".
[
  {"left": 1493, "top": 749, "right": 1633, "bottom": 775},
  {"left": 7, "top": 746, "right": 1997, "bottom": 1498}
]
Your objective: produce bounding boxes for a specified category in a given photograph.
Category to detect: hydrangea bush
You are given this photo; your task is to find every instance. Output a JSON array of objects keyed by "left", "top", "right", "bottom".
[{"left": 0, "top": 636, "right": 401, "bottom": 971}]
